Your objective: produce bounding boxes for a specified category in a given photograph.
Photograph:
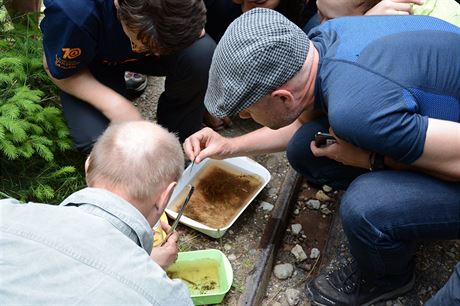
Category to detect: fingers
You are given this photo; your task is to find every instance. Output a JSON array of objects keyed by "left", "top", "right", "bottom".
[
  {"left": 183, "top": 136, "right": 198, "bottom": 161},
  {"left": 365, "top": 0, "right": 419, "bottom": 15},
  {"left": 393, "top": 0, "right": 424, "bottom": 4},
  {"left": 159, "top": 220, "right": 172, "bottom": 233},
  {"left": 328, "top": 127, "right": 337, "bottom": 139},
  {"left": 166, "top": 231, "right": 179, "bottom": 245},
  {"left": 183, "top": 127, "right": 216, "bottom": 163},
  {"left": 151, "top": 232, "right": 179, "bottom": 269},
  {"left": 393, "top": 3, "right": 413, "bottom": 13},
  {"left": 327, "top": 128, "right": 343, "bottom": 142},
  {"left": 311, "top": 140, "right": 328, "bottom": 157},
  {"left": 411, "top": 0, "right": 425, "bottom": 5},
  {"left": 310, "top": 140, "right": 338, "bottom": 159}
]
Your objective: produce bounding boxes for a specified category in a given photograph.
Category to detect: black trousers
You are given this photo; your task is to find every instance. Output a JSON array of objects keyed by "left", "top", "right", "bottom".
[{"left": 60, "top": 34, "right": 216, "bottom": 153}]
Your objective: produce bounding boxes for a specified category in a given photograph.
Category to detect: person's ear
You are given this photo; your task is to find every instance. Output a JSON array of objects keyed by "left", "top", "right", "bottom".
[
  {"left": 113, "top": 0, "right": 120, "bottom": 9},
  {"left": 84, "top": 154, "right": 91, "bottom": 176},
  {"left": 155, "top": 181, "right": 177, "bottom": 212},
  {"left": 239, "top": 109, "right": 251, "bottom": 119},
  {"left": 271, "top": 89, "right": 294, "bottom": 105}
]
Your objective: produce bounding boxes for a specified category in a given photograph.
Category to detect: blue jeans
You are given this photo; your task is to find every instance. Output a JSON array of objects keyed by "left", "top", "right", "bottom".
[
  {"left": 426, "top": 262, "right": 460, "bottom": 305},
  {"left": 287, "top": 119, "right": 460, "bottom": 289},
  {"left": 287, "top": 116, "right": 368, "bottom": 190}
]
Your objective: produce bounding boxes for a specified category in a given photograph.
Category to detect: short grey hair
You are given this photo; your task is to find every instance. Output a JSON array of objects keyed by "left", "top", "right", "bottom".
[{"left": 86, "top": 121, "right": 184, "bottom": 201}]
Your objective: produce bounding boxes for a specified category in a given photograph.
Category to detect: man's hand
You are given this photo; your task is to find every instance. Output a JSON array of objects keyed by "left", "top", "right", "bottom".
[
  {"left": 183, "top": 127, "right": 234, "bottom": 163},
  {"left": 311, "top": 129, "right": 371, "bottom": 169},
  {"left": 365, "top": 0, "right": 424, "bottom": 15},
  {"left": 150, "top": 221, "right": 179, "bottom": 269}
]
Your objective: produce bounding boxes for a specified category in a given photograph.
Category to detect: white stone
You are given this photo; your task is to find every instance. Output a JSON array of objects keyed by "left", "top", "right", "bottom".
[
  {"left": 285, "top": 288, "right": 301, "bottom": 306},
  {"left": 228, "top": 254, "right": 237, "bottom": 261},
  {"left": 306, "top": 199, "right": 321, "bottom": 210},
  {"left": 259, "top": 201, "right": 274, "bottom": 211},
  {"left": 291, "top": 224, "right": 302, "bottom": 235},
  {"left": 269, "top": 188, "right": 278, "bottom": 197},
  {"left": 224, "top": 244, "right": 232, "bottom": 251},
  {"left": 322, "top": 185, "right": 333, "bottom": 193},
  {"left": 273, "top": 263, "right": 294, "bottom": 280},
  {"left": 310, "top": 248, "right": 320, "bottom": 259},
  {"left": 291, "top": 244, "right": 308, "bottom": 262},
  {"left": 315, "top": 190, "right": 331, "bottom": 202}
]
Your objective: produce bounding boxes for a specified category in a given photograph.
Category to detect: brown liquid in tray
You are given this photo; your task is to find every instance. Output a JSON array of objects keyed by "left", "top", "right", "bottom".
[{"left": 172, "top": 161, "right": 263, "bottom": 229}]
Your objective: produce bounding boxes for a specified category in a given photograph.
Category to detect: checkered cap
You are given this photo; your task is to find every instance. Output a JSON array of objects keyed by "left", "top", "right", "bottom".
[{"left": 205, "top": 8, "right": 310, "bottom": 118}]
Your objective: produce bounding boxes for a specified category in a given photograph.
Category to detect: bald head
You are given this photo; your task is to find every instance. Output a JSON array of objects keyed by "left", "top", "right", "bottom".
[{"left": 86, "top": 121, "right": 184, "bottom": 202}]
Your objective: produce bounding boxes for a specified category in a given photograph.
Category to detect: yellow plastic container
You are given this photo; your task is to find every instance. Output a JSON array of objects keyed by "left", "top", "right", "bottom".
[{"left": 153, "top": 212, "right": 169, "bottom": 247}]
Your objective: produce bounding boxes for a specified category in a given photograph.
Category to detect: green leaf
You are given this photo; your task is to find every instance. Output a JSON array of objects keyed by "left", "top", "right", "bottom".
[
  {"left": 16, "top": 142, "right": 34, "bottom": 158},
  {"left": 33, "top": 184, "right": 55, "bottom": 201},
  {"left": 0, "top": 116, "right": 27, "bottom": 142},
  {"left": 0, "top": 139, "right": 18, "bottom": 159},
  {"left": 32, "top": 143, "right": 54, "bottom": 161},
  {"left": 0, "top": 103, "right": 20, "bottom": 119},
  {"left": 49, "top": 166, "right": 76, "bottom": 179}
]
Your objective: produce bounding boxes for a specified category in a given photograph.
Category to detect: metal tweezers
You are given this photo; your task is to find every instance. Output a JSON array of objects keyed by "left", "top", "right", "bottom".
[{"left": 160, "top": 184, "right": 194, "bottom": 246}]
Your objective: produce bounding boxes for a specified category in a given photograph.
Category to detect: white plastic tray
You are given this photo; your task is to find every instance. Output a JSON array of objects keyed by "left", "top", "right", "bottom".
[{"left": 165, "top": 157, "right": 271, "bottom": 238}]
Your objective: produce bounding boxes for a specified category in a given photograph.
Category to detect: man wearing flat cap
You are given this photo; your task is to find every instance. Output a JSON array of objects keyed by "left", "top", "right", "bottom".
[{"left": 183, "top": 8, "right": 460, "bottom": 306}]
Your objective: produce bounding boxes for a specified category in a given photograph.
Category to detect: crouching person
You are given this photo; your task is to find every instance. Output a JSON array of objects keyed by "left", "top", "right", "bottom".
[{"left": 0, "top": 121, "right": 192, "bottom": 305}]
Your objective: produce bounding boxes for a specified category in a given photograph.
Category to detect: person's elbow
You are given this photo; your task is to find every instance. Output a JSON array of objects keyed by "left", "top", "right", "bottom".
[
  {"left": 42, "top": 54, "right": 69, "bottom": 88},
  {"left": 42, "top": 54, "right": 51, "bottom": 76}
]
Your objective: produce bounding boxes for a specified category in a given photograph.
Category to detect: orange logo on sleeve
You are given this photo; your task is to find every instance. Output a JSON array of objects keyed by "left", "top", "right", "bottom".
[{"left": 62, "top": 48, "right": 82, "bottom": 59}]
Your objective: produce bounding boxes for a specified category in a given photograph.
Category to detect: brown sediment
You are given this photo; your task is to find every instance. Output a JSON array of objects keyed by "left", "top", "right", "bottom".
[{"left": 172, "top": 161, "right": 262, "bottom": 229}]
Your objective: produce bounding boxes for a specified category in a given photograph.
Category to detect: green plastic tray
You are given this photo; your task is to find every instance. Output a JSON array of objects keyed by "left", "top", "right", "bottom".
[{"left": 167, "top": 249, "right": 233, "bottom": 305}]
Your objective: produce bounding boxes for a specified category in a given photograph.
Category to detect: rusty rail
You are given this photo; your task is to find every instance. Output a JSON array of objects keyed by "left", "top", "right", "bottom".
[{"left": 238, "top": 167, "right": 303, "bottom": 306}]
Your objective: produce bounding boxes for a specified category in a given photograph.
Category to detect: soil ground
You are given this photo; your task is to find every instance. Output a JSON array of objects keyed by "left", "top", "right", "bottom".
[{"left": 136, "top": 77, "right": 459, "bottom": 306}]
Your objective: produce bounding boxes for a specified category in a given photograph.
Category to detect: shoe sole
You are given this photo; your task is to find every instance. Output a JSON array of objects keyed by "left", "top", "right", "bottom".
[
  {"left": 306, "top": 276, "right": 415, "bottom": 306},
  {"left": 361, "top": 276, "right": 414, "bottom": 306},
  {"left": 306, "top": 284, "right": 337, "bottom": 306}
]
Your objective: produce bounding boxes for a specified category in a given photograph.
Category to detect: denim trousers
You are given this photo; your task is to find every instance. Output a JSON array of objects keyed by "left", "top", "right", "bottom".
[
  {"left": 426, "top": 262, "right": 460, "bottom": 305},
  {"left": 287, "top": 118, "right": 460, "bottom": 292}
]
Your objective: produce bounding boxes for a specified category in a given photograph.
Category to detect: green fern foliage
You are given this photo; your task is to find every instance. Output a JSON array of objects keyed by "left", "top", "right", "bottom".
[
  {"left": 0, "top": 10, "right": 85, "bottom": 203},
  {"left": 0, "top": 8, "right": 72, "bottom": 161}
]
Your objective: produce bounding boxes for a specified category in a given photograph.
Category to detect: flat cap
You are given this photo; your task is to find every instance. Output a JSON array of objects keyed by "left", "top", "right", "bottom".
[{"left": 205, "top": 8, "right": 310, "bottom": 118}]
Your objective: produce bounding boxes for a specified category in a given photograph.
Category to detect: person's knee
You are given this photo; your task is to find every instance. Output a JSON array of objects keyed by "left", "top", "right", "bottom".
[
  {"left": 287, "top": 135, "right": 316, "bottom": 178},
  {"left": 286, "top": 122, "right": 323, "bottom": 178},
  {"left": 340, "top": 173, "right": 385, "bottom": 236},
  {"left": 60, "top": 91, "right": 109, "bottom": 154}
]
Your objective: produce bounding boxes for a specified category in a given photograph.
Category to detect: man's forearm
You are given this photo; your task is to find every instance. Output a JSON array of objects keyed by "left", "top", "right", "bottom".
[
  {"left": 411, "top": 118, "right": 460, "bottom": 181},
  {"left": 230, "top": 119, "right": 303, "bottom": 156}
]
